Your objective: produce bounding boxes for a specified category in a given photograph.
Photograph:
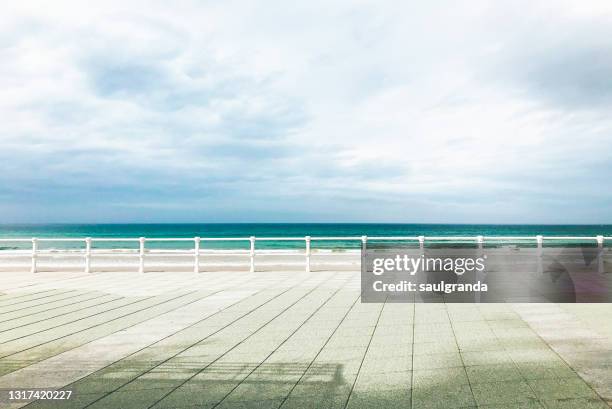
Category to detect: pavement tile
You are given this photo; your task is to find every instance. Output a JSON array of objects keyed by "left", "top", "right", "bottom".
[
  {"left": 223, "top": 381, "right": 296, "bottom": 402},
  {"left": 346, "top": 389, "right": 411, "bottom": 409},
  {"left": 471, "top": 380, "right": 537, "bottom": 405},
  {"left": 215, "top": 398, "right": 283, "bottom": 409},
  {"left": 465, "top": 363, "right": 523, "bottom": 383},
  {"left": 412, "top": 367, "right": 469, "bottom": 389},
  {"left": 87, "top": 387, "right": 177, "bottom": 409},
  {"left": 413, "top": 331, "right": 455, "bottom": 344},
  {"left": 354, "top": 370, "right": 411, "bottom": 391},
  {"left": 507, "top": 349, "right": 564, "bottom": 364},
  {"left": 413, "top": 341, "right": 460, "bottom": 356},
  {"left": 527, "top": 378, "right": 600, "bottom": 400},
  {"left": 461, "top": 351, "right": 513, "bottom": 366},
  {"left": 541, "top": 397, "right": 611, "bottom": 409},
  {"left": 282, "top": 385, "right": 350, "bottom": 409},
  {"left": 412, "top": 383, "right": 475, "bottom": 409},
  {"left": 478, "top": 402, "right": 544, "bottom": 409},
  {"left": 413, "top": 353, "right": 463, "bottom": 370},
  {"left": 515, "top": 362, "right": 578, "bottom": 380},
  {"left": 361, "top": 356, "right": 412, "bottom": 373}
]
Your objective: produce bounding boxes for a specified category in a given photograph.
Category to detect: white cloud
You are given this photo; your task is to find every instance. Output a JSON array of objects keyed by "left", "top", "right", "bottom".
[{"left": 0, "top": 0, "right": 611, "bottom": 222}]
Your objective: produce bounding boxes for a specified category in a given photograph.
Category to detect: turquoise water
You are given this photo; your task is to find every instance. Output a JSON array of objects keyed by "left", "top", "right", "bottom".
[{"left": 0, "top": 224, "right": 610, "bottom": 250}]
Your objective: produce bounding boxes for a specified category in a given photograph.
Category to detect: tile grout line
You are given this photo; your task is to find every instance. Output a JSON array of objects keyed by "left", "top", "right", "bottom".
[
  {"left": 0, "top": 273, "right": 95, "bottom": 293},
  {"left": 277, "top": 290, "right": 362, "bottom": 409},
  {"left": 444, "top": 304, "right": 478, "bottom": 408},
  {"left": 0, "top": 290, "right": 80, "bottom": 311},
  {"left": 0, "top": 271, "right": 239, "bottom": 337},
  {"left": 480, "top": 305, "right": 548, "bottom": 407},
  {"left": 512, "top": 303, "right": 611, "bottom": 407},
  {"left": 74, "top": 273, "right": 331, "bottom": 409},
  {"left": 0, "top": 292, "right": 102, "bottom": 316},
  {"left": 342, "top": 297, "right": 386, "bottom": 409},
  {"left": 0, "top": 289, "right": 206, "bottom": 363},
  {"left": 0, "top": 294, "right": 167, "bottom": 345},
  {"left": 0, "top": 293, "right": 121, "bottom": 327},
  {"left": 0, "top": 272, "right": 244, "bottom": 361},
  {"left": 0, "top": 288, "right": 68, "bottom": 302},
  {"left": 18, "top": 274, "right": 304, "bottom": 409},
  {"left": 211, "top": 274, "right": 356, "bottom": 409},
  {"left": 410, "top": 298, "right": 416, "bottom": 409},
  {"left": 143, "top": 272, "right": 339, "bottom": 409}
]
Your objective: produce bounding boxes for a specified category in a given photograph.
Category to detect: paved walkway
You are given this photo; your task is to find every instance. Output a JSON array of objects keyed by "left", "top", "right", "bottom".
[{"left": 0, "top": 270, "right": 610, "bottom": 409}]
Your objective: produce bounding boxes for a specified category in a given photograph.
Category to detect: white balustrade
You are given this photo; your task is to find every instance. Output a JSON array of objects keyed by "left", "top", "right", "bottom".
[{"left": 0, "top": 235, "right": 604, "bottom": 274}]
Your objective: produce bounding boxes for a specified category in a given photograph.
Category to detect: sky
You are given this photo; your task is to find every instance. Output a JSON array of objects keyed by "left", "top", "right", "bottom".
[{"left": 1, "top": 0, "right": 611, "bottom": 224}]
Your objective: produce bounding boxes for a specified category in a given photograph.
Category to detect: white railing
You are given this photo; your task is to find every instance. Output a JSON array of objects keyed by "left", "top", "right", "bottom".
[{"left": 0, "top": 235, "right": 607, "bottom": 274}]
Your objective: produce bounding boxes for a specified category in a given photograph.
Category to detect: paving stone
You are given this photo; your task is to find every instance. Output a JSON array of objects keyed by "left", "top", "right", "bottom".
[
  {"left": 471, "top": 380, "right": 537, "bottom": 405},
  {"left": 541, "top": 397, "right": 611, "bottom": 409},
  {"left": 412, "top": 383, "right": 475, "bottom": 409},
  {"left": 527, "top": 378, "right": 600, "bottom": 400},
  {"left": 346, "top": 389, "right": 411, "bottom": 409},
  {"left": 413, "top": 353, "right": 463, "bottom": 370},
  {"left": 465, "top": 363, "right": 523, "bottom": 383},
  {"left": 412, "top": 367, "right": 469, "bottom": 389}
]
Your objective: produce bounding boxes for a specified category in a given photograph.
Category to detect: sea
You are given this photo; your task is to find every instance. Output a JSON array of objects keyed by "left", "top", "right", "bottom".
[{"left": 0, "top": 224, "right": 610, "bottom": 250}]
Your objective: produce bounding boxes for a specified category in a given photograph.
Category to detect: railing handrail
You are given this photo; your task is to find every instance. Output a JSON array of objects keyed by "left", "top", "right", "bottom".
[{"left": 0, "top": 235, "right": 608, "bottom": 242}]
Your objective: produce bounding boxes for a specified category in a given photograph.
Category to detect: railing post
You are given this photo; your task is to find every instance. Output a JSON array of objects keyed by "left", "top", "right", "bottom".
[
  {"left": 536, "top": 235, "right": 543, "bottom": 274},
  {"left": 476, "top": 235, "right": 484, "bottom": 254},
  {"left": 360, "top": 235, "right": 367, "bottom": 272},
  {"left": 31, "top": 238, "right": 38, "bottom": 274},
  {"left": 139, "top": 237, "right": 145, "bottom": 274},
  {"left": 85, "top": 237, "right": 92, "bottom": 274},
  {"left": 474, "top": 236, "right": 486, "bottom": 303},
  {"left": 305, "top": 236, "right": 311, "bottom": 272},
  {"left": 597, "top": 235, "right": 604, "bottom": 274},
  {"left": 249, "top": 236, "right": 256, "bottom": 273},
  {"left": 194, "top": 237, "right": 201, "bottom": 273}
]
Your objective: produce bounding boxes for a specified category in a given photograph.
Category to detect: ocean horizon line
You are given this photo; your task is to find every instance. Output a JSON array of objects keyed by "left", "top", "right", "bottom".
[
  {"left": 1, "top": 222, "right": 611, "bottom": 226},
  {"left": 2, "top": 223, "right": 611, "bottom": 250}
]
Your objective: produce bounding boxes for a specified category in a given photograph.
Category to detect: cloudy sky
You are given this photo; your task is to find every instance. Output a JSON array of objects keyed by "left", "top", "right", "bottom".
[{"left": 1, "top": 0, "right": 611, "bottom": 223}]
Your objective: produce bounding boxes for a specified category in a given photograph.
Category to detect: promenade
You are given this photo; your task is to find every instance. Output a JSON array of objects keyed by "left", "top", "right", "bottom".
[{"left": 0, "top": 269, "right": 610, "bottom": 409}]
